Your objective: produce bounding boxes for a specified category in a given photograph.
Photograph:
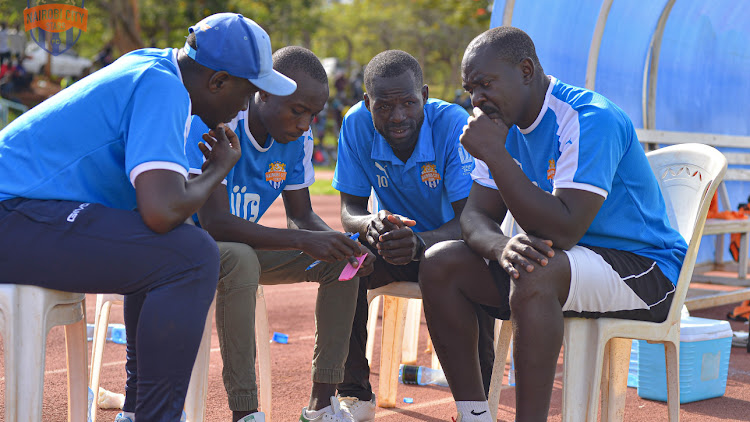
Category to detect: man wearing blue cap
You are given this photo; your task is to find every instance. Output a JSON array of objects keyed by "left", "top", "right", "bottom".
[
  {"left": 0, "top": 12, "right": 295, "bottom": 422},
  {"left": 185, "top": 46, "right": 374, "bottom": 422}
]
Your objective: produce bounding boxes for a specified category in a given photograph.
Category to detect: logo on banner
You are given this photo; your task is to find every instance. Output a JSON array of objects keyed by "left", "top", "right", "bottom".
[
  {"left": 420, "top": 163, "right": 441, "bottom": 188},
  {"left": 265, "top": 162, "right": 287, "bottom": 189},
  {"left": 24, "top": 0, "right": 88, "bottom": 56}
]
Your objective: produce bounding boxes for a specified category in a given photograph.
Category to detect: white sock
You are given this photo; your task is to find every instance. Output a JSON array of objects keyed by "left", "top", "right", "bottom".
[
  {"left": 456, "top": 401, "right": 492, "bottom": 421},
  {"left": 120, "top": 411, "right": 136, "bottom": 421}
]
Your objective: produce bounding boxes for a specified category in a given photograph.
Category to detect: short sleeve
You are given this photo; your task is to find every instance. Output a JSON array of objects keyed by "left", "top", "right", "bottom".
[
  {"left": 440, "top": 106, "right": 474, "bottom": 202},
  {"left": 553, "top": 105, "right": 624, "bottom": 198},
  {"left": 470, "top": 158, "right": 498, "bottom": 189},
  {"left": 185, "top": 115, "right": 211, "bottom": 177},
  {"left": 332, "top": 106, "right": 375, "bottom": 197},
  {"left": 125, "top": 68, "right": 190, "bottom": 185}
]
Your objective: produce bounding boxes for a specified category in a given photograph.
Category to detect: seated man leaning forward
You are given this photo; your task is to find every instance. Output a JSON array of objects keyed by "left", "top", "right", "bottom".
[
  {"left": 186, "top": 46, "right": 375, "bottom": 422},
  {"left": 0, "top": 12, "right": 276, "bottom": 422},
  {"left": 332, "top": 50, "right": 496, "bottom": 422},
  {"left": 419, "top": 27, "right": 688, "bottom": 422}
]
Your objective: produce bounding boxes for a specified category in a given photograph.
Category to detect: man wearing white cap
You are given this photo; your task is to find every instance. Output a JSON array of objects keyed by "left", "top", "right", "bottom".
[{"left": 0, "top": 12, "right": 294, "bottom": 422}]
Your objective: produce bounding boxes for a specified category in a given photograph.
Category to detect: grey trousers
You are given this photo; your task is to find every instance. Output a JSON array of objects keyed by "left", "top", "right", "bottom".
[{"left": 215, "top": 242, "right": 359, "bottom": 411}]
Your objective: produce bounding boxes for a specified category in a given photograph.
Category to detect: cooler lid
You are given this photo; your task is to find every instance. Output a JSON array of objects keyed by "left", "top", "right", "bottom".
[{"left": 679, "top": 316, "right": 732, "bottom": 342}]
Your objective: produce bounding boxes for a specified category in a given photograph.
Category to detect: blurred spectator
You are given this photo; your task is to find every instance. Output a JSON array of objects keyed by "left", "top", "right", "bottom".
[
  {"left": 8, "top": 24, "right": 26, "bottom": 62},
  {"left": 349, "top": 68, "right": 364, "bottom": 104},
  {"left": 453, "top": 89, "right": 472, "bottom": 111},
  {"left": 95, "top": 44, "right": 114, "bottom": 69},
  {"left": 1, "top": 59, "right": 31, "bottom": 100},
  {"left": 0, "top": 22, "right": 10, "bottom": 66}
]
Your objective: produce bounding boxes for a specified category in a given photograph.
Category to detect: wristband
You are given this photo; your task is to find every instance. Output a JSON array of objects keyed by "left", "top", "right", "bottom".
[{"left": 412, "top": 233, "right": 426, "bottom": 261}]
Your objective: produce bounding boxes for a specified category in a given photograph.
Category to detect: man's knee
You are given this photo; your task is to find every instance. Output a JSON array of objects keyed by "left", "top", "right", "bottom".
[
  {"left": 508, "top": 262, "right": 569, "bottom": 312},
  {"left": 217, "top": 242, "right": 260, "bottom": 291},
  {"left": 420, "top": 240, "right": 467, "bottom": 284}
]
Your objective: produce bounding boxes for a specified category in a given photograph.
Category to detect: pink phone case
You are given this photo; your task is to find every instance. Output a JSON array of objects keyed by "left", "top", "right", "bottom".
[{"left": 339, "top": 254, "right": 367, "bottom": 281}]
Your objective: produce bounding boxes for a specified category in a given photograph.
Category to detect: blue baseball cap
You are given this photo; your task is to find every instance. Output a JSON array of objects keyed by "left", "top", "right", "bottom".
[{"left": 184, "top": 13, "right": 297, "bottom": 96}]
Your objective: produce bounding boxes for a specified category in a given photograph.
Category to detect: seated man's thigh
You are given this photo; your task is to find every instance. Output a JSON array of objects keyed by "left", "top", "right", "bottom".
[
  {"left": 562, "top": 245, "right": 675, "bottom": 322},
  {"left": 421, "top": 240, "right": 510, "bottom": 319}
]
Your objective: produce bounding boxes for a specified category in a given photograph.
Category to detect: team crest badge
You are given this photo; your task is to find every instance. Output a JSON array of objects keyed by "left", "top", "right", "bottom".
[
  {"left": 265, "top": 162, "right": 287, "bottom": 189},
  {"left": 547, "top": 159, "right": 556, "bottom": 180},
  {"left": 24, "top": 0, "right": 88, "bottom": 56},
  {"left": 420, "top": 163, "right": 441, "bottom": 188}
]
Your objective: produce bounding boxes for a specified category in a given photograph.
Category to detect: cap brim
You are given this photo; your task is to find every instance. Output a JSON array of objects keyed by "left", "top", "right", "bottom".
[{"left": 249, "top": 69, "right": 297, "bottom": 96}]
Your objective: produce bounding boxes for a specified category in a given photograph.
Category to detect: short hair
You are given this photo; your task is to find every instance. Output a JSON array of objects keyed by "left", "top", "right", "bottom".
[
  {"left": 364, "top": 50, "right": 423, "bottom": 94},
  {"left": 467, "top": 26, "right": 542, "bottom": 70},
  {"left": 181, "top": 32, "right": 206, "bottom": 74},
  {"left": 272, "top": 46, "right": 328, "bottom": 85}
]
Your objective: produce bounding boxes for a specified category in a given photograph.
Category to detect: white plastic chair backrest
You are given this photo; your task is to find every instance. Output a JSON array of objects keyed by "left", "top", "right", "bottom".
[{"left": 646, "top": 143, "right": 727, "bottom": 322}]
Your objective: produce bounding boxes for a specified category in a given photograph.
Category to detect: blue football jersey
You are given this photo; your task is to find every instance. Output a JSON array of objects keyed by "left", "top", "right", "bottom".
[
  {"left": 333, "top": 99, "right": 474, "bottom": 233},
  {"left": 186, "top": 111, "right": 313, "bottom": 223},
  {"left": 472, "top": 77, "right": 687, "bottom": 284},
  {"left": 0, "top": 48, "right": 191, "bottom": 210}
]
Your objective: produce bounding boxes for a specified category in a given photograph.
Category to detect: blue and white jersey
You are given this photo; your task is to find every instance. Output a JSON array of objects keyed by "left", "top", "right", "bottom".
[
  {"left": 0, "top": 48, "right": 191, "bottom": 210},
  {"left": 333, "top": 99, "right": 474, "bottom": 233},
  {"left": 472, "top": 77, "right": 687, "bottom": 284},
  {"left": 186, "top": 111, "right": 314, "bottom": 223}
]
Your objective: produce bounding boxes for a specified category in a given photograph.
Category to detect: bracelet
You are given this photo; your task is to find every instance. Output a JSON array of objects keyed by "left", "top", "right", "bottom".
[{"left": 412, "top": 232, "right": 426, "bottom": 261}]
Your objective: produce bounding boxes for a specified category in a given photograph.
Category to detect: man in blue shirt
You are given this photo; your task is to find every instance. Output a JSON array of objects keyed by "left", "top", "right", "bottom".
[
  {"left": 186, "top": 46, "right": 374, "bottom": 422},
  {"left": 0, "top": 13, "right": 297, "bottom": 422},
  {"left": 419, "top": 27, "right": 687, "bottom": 422},
  {"left": 332, "top": 50, "right": 496, "bottom": 422}
]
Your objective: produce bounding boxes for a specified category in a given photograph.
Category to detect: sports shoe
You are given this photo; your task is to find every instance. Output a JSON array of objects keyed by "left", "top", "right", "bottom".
[
  {"left": 299, "top": 396, "right": 355, "bottom": 421},
  {"left": 114, "top": 413, "right": 134, "bottom": 422},
  {"left": 237, "top": 412, "right": 266, "bottom": 422},
  {"left": 338, "top": 394, "right": 375, "bottom": 422}
]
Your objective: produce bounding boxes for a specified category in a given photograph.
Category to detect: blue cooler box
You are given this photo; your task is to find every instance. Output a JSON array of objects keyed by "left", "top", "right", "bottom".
[{"left": 637, "top": 316, "right": 732, "bottom": 403}]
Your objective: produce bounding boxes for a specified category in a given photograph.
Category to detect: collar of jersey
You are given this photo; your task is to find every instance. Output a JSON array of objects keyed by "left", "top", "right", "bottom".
[
  {"left": 520, "top": 75, "right": 556, "bottom": 135},
  {"left": 243, "top": 113, "right": 275, "bottom": 152},
  {"left": 370, "top": 115, "right": 435, "bottom": 170}
]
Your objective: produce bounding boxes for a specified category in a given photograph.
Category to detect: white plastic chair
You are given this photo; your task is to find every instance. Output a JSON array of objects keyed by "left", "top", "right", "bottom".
[
  {"left": 89, "top": 286, "right": 273, "bottom": 422},
  {"left": 0, "top": 285, "right": 89, "bottom": 422},
  {"left": 562, "top": 144, "right": 726, "bottom": 422},
  {"left": 365, "top": 282, "right": 441, "bottom": 408},
  {"left": 488, "top": 144, "right": 727, "bottom": 422}
]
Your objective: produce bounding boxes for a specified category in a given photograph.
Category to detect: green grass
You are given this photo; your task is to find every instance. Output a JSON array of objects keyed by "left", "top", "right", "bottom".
[{"left": 309, "top": 177, "right": 338, "bottom": 196}]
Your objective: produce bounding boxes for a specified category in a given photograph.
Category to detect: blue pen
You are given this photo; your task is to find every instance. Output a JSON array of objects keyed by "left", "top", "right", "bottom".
[{"left": 306, "top": 232, "right": 360, "bottom": 271}]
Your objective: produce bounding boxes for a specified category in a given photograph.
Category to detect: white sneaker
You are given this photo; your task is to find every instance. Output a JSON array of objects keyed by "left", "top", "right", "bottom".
[
  {"left": 299, "top": 396, "right": 355, "bottom": 421},
  {"left": 237, "top": 412, "right": 266, "bottom": 422},
  {"left": 337, "top": 395, "right": 375, "bottom": 422}
]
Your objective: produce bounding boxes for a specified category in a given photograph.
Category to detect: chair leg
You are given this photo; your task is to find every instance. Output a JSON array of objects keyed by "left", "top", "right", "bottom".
[
  {"left": 601, "top": 338, "right": 630, "bottom": 422},
  {"left": 488, "top": 320, "right": 513, "bottom": 422},
  {"left": 377, "top": 296, "right": 408, "bottom": 408},
  {"left": 256, "top": 286, "right": 273, "bottom": 421},
  {"left": 562, "top": 319, "right": 605, "bottom": 422},
  {"left": 66, "top": 315, "right": 89, "bottom": 422},
  {"left": 664, "top": 341, "right": 680, "bottom": 422},
  {"left": 184, "top": 297, "right": 216, "bottom": 422},
  {"left": 13, "top": 304, "right": 48, "bottom": 421},
  {"left": 365, "top": 295, "right": 381, "bottom": 368},
  {"left": 89, "top": 300, "right": 113, "bottom": 422},
  {"left": 401, "top": 299, "right": 421, "bottom": 365}
]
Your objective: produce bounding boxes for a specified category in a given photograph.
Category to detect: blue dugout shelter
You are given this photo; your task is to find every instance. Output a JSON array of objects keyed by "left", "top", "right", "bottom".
[{"left": 490, "top": 0, "right": 750, "bottom": 266}]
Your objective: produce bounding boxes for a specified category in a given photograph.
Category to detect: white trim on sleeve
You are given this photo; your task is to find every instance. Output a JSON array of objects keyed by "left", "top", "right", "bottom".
[
  {"left": 553, "top": 182, "right": 608, "bottom": 199},
  {"left": 285, "top": 129, "right": 316, "bottom": 190},
  {"left": 130, "top": 161, "right": 189, "bottom": 186}
]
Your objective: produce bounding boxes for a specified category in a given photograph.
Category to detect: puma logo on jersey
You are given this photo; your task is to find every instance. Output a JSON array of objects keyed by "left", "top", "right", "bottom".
[{"left": 375, "top": 162, "right": 389, "bottom": 188}]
